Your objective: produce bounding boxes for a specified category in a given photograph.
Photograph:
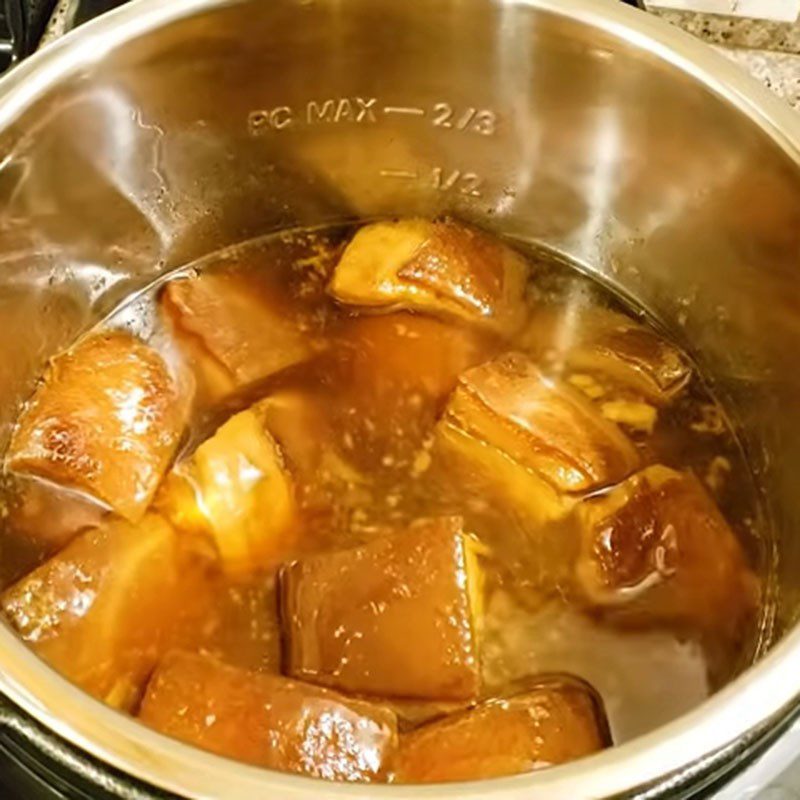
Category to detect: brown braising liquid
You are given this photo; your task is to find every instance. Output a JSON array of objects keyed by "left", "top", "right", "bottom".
[{"left": 0, "top": 222, "right": 772, "bottom": 751}]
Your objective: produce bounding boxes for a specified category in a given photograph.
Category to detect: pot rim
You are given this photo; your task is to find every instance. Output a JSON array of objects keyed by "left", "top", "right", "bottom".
[{"left": 1, "top": 0, "right": 799, "bottom": 798}]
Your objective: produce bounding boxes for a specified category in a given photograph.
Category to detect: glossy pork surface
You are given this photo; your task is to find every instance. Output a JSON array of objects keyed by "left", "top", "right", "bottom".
[
  {"left": 140, "top": 650, "right": 398, "bottom": 781},
  {"left": 1, "top": 514, "right": 214, "bottom": 709},
  {"left": 394, "top": 678, "right": 609, "bottom": 783},
  {"left": 280, "top": 517, "right": 484, "bottom": 700},
  {"left": 156, "top": 405, "right": 295, "bottom": 575},
  {"left": 574, "top": 465, "right": 760, "bottom": 637},
  {"left": 434, "top": 352, "right": 640, "bottom": 528},
  {"left": 7, "top": 332, "right": 187, "bottom": 521},
  {"left": 446, "top": 353, "right": 640, "bottom": 493},
  {"left": 328, "top": 219, "right": 528, "bottom": 335}
]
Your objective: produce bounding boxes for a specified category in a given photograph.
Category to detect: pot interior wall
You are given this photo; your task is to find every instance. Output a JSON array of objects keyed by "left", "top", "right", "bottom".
[{"left": 1, "top": 0, "right": 799, "bottom": 637}]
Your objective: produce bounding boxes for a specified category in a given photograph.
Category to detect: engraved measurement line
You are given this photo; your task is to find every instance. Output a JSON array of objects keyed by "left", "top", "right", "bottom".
[
  {"left": 248, "top": 98, "right": 497, "bottom": 136},
  {"left": 379, "top": 169, "right": 419, "bottom": 179},
  {"left": 378, "top": 167, "right": 484, "bottom": 197},
  {"left": 383, "top": 106, "right": 426, "bottom": 116}
]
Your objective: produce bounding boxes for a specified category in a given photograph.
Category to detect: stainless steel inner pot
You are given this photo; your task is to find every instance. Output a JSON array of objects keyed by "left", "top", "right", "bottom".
[{"left": 1, "top": 0, "right": 800, "bottom": 797}]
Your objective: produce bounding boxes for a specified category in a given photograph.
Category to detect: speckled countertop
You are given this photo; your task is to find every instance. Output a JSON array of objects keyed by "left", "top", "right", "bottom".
[
  {"left": 653, "top": 8, "right": 800, "bottom": 109},
  {"left": 715, "top": 45, "right": 800, "bottom": 107},
  {"left": 653, "top": 9, "right": 800, "bottom": 52}
]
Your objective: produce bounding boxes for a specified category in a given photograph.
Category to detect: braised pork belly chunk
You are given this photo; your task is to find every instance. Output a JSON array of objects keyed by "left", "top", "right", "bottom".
[
  {"left": 3, "top": 475, "right": 108, "bottom": 557},
  {"left": 574, "top": 465, "right": 759, "bottom": 637},
  {"left": 162, "top": 270, "right": 319, "bottom": 404},
  {"left": 7, "top": 331, "right": 187, "bottom": 522},
  {"left": 1, "top": 514, "right": 213, "bottom": 710},
  {"left": 139, "top": 651, "right": 398, "bottom": 782},
  {"left": 523, "top": 306, "right": 693, "bottom": 436},
  {"left": 435, "top": 352, "right": 640, "bottom": 525},
  {"left": 156, "top": 404, "right": 295, "bottom": 575},
  {"left": 394, "top": 678, "right": 610, "bottom": 783},
  {"left": 280, "top": 517, "right": 484, "bottom": 700},
  {"left": 328, "top": 219, "right": 528, "bottom": 335},
  {"left": 525, "top": 306, "right": 691, "bottom": 404},
  {"left": 0, "top": 219, "right": 765, "bottom": 784}
]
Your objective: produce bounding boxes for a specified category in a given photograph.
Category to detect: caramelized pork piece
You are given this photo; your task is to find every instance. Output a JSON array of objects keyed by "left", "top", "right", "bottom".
[
  {"left": 139, "top": 651, "right": 398, "bottom": 782},
  {"left": 328, "top": 220, "right": 528, "bottom": 335},
  {"left": 162, "top": 271, "right": 316, "bottom": 403},
  {"left": 435, "top": 418, "right": 570, "bottom": 528},
  {"left": 525, "top": 306, "right": 691, "bottom": 404},
  {"left": 435, "top": 353, "right": 639, "bottom": 525},
  {"left": 447, "top": 353, "right": 641, "bottom": 491},
  {"left": 156, "top": 406, "right": 295, "bottom": 575},
  {"left": 281, "top": 517, "right": 484, "bottom": 700},
  {"left": 394, "top": 677, "right": 609, "bottom": 783},
  {"left": 1, "top": 514, "right": 214, "bottom": 710},
  {"left": 6, "top": 332, "right": 187, "bottom": 522},
  {"left": 574, "top": 465, "right": 759, "bottom": 635}
]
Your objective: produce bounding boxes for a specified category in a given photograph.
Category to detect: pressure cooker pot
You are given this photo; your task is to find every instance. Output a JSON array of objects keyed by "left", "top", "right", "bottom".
[{"left": 0, "top": 0, "right": 800, "bottom": 797}]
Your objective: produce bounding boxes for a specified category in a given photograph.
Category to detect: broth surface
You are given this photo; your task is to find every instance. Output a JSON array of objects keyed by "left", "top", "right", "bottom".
[{"left": 0, "top": 221, "right": 771, "bottom": 781}]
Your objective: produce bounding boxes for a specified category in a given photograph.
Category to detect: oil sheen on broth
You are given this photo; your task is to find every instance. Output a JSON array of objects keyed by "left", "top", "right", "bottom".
[{"left": 0, "top": 220, "right": 768, "bottom": 783}]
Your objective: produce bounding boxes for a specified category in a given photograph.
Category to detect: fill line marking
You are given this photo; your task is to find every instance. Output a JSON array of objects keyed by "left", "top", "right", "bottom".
[
  {"left": 379, "top": 169, "right": 419, "bottom": 179},
  {"left": 383, "top": 106, "right": 426, "bottom": 116}
]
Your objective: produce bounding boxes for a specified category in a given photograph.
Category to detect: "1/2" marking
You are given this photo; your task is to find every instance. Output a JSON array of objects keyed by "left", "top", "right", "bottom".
[
  {"left": 378, "top": 167, "right": 484, "bottom": 198},
  {"left": 432, "top": 167, "right": 483, "bottom": 197}
]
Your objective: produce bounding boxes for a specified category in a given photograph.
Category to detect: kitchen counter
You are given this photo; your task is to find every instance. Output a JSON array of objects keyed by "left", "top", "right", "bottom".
[
  {"left": 717, "top": 45, "right": 800, "bottom": 108},
  {"left": 654, "top": 9, "right": 800, "bottom": 53},
  {"left": 653, "top": 8, "right": 800, "bottom": 109}
]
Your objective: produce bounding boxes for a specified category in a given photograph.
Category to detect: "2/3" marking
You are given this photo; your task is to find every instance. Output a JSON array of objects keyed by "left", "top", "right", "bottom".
[{"left": 431, "top": 103, "right": 497, "bottom": 136}]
